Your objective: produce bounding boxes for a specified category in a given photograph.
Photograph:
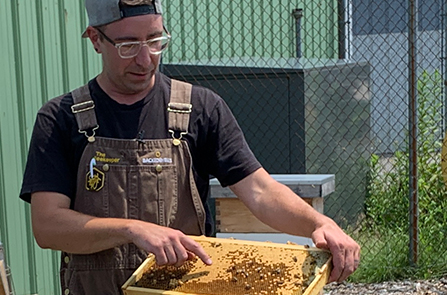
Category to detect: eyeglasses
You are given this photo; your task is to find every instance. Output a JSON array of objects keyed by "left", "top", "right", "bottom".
[{"left": 96, "top": 26, "right": 171, "bottom": 58}]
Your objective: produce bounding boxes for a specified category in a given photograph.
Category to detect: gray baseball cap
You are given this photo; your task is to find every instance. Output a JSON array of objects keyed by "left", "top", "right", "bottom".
[{"left": 82, "top": 0, "right": 163, "bottom": 37}]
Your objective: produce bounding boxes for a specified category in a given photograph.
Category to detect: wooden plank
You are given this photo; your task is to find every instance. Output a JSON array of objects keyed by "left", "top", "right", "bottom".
[
  {"left": 215, "top": 197, "right": 323, "bottom": 234},
  {"left": 310, "top": 198, "right": 324, "bottom": 214},
  {"left": 215, "top": 199, "right": 279, "bottom": 233},
  {"left": 188, "top": 235, "right": 328, "bottom": 251},
  {"left": 0, "top": 261, "right": 9, "bottom": 295},
  {"left": 0, "top": 279, "right": 5, "bottom": 295},
  {"left": 216, "top": 233, "right": 313, "bottom": 246}
]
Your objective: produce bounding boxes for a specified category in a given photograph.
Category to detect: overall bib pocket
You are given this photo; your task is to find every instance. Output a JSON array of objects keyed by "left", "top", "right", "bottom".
[{"left": 76, "top": 163, "right": 178, "bottom": 225}]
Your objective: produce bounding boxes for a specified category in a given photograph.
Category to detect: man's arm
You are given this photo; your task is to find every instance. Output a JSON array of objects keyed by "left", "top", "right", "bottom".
[
  {"left": 229, "top": 168, "right": 360, "bottom": 283},
  {"left": 30, "top": 192, "right": 212, "bottom": 266}
]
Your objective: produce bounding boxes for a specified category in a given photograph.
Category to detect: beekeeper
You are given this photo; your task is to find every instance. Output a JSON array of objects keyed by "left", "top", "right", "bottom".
[{"left": 19, "top": 0, "right": 360, "bottom": 294}]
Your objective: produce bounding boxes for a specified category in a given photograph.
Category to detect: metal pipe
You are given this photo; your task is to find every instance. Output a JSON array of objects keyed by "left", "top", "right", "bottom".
[
  {"left": 408, "top": 0, "right": 419, "bottom": 267},
  {"left": 292, "top": 9, "right": 303, "bottom": 58},
  {"left": 337, "top": 0, "right": 346, "bottom": 59}
]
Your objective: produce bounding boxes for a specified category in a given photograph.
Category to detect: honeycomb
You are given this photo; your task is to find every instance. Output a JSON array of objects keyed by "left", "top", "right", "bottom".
[{"left": 126, "top": 237, "right": 331, "bottom": 295}]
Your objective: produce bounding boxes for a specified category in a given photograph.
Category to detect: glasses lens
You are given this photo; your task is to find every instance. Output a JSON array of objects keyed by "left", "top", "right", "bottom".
[
  {"left": 117, "top": 36, "right": 171, "bottom": 58},
  {"left": 148, "top": 36, "right": 170, "bottom": 55},
  {"left": 119, "top": 43, "right": 141, "bottom": 58}
]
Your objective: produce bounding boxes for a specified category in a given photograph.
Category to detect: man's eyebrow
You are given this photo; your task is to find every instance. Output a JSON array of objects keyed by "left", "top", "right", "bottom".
[
  {"left": 114, "top": 31, "right": 163, "bottom": 42},
  {"left": 147, "top": 31, "right": 163, "bottom": 38}
]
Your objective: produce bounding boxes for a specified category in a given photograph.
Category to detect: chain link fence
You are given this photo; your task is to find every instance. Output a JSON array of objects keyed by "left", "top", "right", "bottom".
[{"left": 161, "top": 0, "right": 447, "bottom": 282}]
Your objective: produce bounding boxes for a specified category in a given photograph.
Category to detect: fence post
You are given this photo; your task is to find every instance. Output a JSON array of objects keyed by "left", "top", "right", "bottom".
[{"left": 408, "top": 0, "right": 419, "bottom": 267}]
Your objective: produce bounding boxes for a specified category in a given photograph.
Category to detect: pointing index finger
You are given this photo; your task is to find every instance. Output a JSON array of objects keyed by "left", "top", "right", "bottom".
[{"left": 182, "top": 237, "right": 212, "bottom": 265}]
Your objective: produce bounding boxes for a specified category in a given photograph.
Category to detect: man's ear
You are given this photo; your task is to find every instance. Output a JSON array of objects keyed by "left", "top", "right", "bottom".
[{"left": 85, "top": 26, "right": 102, "bottom": 53}]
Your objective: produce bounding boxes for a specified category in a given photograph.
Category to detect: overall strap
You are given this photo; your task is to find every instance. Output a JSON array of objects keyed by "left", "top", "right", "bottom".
[
  {"left": 71, "top": 84, "right": 99, "bottom": 140},
  {"left": 168, "top": 79, "right": 192, "bottom": 141}
]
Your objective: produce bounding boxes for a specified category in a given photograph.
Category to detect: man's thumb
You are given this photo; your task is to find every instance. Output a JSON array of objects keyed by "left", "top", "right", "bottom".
[{"left": 312, "top": 230, "right": 329, "bottom": 249}]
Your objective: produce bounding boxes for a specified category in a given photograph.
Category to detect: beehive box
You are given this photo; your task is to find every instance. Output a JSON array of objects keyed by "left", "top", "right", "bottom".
[{"left": 122, "top": 236, "right": 332, "bottom": 295}]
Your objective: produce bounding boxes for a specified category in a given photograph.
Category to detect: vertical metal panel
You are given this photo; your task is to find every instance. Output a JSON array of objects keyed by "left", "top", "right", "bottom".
[
  {"left": 18, "top": 0, "right": 43, "bottom": 136},
  {"left": 299, "top": 0, "right": 338, "bottom": 58},
  {"left": 40, "top": 0, "right": 64, "bottom": 104},
  {"left": 42, "top": 0, "right": 66, "bottom": 100},
  {"left": 65, "top": 0, "right": 90, "bottom": 90}
]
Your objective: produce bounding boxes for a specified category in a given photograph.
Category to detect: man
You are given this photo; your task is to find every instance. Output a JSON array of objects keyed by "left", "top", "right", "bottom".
[{"left": 19, "top": 0, "right": 360, "bottom": 294}]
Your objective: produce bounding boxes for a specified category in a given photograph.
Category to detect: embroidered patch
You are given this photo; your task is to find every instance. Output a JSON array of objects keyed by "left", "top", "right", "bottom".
[
  {"left": 142, "top": 157, "right": 173, "bottom": 164},
  {"left": 85, "top": 167, "right": 105, "bottom": 192},
  {"left": 95, "top": 151, "right": 120, "bottom": 163}
]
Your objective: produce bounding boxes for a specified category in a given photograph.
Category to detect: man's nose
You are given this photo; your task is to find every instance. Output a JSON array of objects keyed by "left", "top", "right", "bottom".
[{"left": 135, "top": 44, "right": 153, "bottom": 66}]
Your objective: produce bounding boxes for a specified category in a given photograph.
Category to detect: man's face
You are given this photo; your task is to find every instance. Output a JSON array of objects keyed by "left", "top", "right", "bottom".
[{"left": 95, "top": 14, "right": 164, "bottom": 97}]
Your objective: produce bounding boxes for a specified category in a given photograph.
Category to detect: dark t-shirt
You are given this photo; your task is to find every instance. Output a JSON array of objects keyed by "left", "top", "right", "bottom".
[{"left": 20, "top": 72, "right": 261, "bottom": 232}]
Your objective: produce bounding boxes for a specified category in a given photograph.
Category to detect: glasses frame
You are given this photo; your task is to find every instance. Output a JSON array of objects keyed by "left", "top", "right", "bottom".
[{"left": 95, "top": 26, "right": 171, "bottom": 58}]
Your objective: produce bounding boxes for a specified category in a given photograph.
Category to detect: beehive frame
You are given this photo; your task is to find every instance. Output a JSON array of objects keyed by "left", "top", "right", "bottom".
[{"left": 122, "top": 236, "right": 332, "bottom": 295}]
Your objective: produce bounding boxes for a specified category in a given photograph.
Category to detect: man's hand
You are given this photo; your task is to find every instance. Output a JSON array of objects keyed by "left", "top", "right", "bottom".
[
  {"left": 129, "top": 221, "right": 212, "bottom": 267},
  {"left": 311, "top": 223, "right": 360, "bottom": 283}
]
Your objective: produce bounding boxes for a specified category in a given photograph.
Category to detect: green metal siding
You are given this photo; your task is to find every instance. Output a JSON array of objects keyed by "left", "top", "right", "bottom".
[
  {"left": 164, "top": 0, "right": 338, "bottom": 63},
  {"left": 0, "top": 1, "right": 337, "bottom": 294},
  {"left": 1, "top": 1, "right": 101, "bottom": 294}
]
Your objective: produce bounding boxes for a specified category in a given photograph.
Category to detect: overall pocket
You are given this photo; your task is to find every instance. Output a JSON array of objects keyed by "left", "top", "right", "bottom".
[
  {"left": 138, "top": 165, "right": 178, "bottom": 226},
  {"left": 75, "top": 163, "right": 178, "bottom": 223}
]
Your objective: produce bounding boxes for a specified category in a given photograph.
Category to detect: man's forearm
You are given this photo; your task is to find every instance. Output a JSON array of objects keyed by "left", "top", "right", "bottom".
[
  {"left": 31, "top": 191, "right": 136, "bottom": 254},
  {"left": 30, "top": 191, "right": 213, "bottom": 266},
  {"left": 33, "top": 208, "right": 135, "bottom": 254},
  {"left": 246, "top": 182, "right": 330, "bottom": 237},
  {"left": 230, "top": 168, "right": 332, "bottom": 237}
]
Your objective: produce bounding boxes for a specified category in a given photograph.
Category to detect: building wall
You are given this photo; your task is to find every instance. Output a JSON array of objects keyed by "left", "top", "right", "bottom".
[{"left": 350, "top": 0, "right": 444, "bottom": 153}]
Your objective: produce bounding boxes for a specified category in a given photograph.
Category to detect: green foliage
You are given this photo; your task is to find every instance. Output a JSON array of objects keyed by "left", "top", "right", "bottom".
[
  {"left": 349, "top": 229, "right": 413, "bottom": 283},
  {"left": 353, "top": 70, "right": 447, "bottom": 282}
]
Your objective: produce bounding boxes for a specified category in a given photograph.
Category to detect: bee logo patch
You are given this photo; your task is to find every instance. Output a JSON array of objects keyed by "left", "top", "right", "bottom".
[{"left": 85, "top": 167, "right": 105, "bottom": 191}]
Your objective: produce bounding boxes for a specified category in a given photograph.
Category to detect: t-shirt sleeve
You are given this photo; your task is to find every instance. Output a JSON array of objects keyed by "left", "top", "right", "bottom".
[
  {"left": 19, "top": 98, "right": 76, "bottom": 203},
  {"left": 205, "top": 96, "right": 262, "bottom": 187}
]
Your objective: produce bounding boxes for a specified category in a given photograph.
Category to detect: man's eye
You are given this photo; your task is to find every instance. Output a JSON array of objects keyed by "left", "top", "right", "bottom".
[
  {"left": 122, "top": 44, "right": 137, "bottom": 49},
  {"left": 120, "top": 44, "right": 138, "bottom": 53}
]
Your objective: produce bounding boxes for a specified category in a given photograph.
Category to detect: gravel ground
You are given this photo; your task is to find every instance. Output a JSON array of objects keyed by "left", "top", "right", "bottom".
[{"left": 323, "top": 278, "right": 447, "bottom": 294}]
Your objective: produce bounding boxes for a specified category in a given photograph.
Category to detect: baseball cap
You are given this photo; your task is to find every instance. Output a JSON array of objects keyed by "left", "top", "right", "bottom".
[{"left": 82, "top": 0, "right": 163, "bottom": 37}]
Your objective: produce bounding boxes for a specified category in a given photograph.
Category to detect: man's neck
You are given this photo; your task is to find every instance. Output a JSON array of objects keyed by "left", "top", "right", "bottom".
[{"left": 96, "top": 73, "right": 155, "bottom": 105}]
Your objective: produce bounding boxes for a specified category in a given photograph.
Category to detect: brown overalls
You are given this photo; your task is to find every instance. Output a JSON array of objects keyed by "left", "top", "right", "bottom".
[{"left": 60, "top": 80, "right": 206, "bottom": 295}]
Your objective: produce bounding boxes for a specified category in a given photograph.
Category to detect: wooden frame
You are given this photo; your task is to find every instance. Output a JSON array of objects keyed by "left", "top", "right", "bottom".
[{"left": 122, "top": 236, "right": 331, "bottom": 295}]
